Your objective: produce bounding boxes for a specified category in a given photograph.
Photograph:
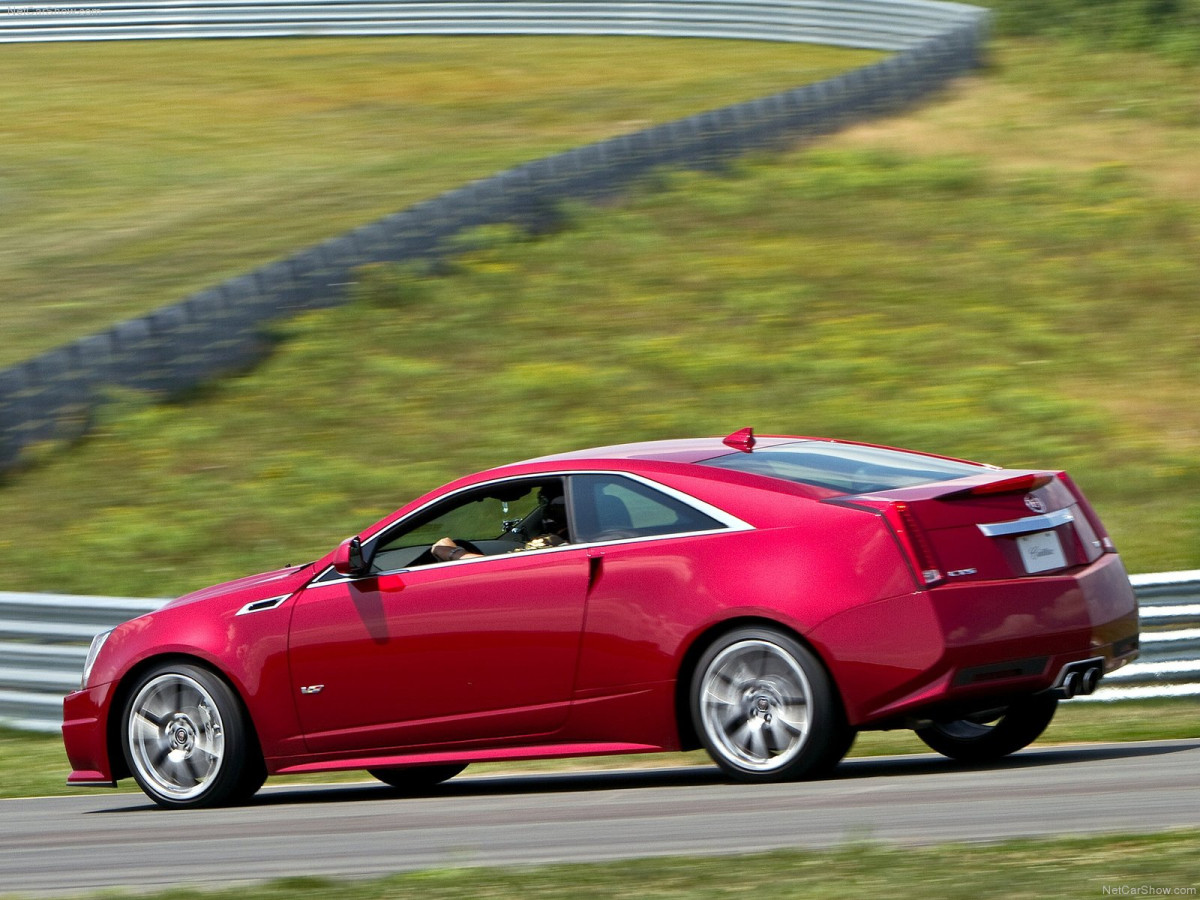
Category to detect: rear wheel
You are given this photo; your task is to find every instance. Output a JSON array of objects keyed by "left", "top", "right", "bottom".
[
  {"left": 122, "top": 663, "right": 264, "bottom": 809},
  {"left": 368, "top": 764, "right": 467, "bottom": 791},
  {"left": 915, "top": 695, "right": 1058, "bottom": 762},
  {"left": 691, "top": 627, "right": 849, "bottom": 781}
]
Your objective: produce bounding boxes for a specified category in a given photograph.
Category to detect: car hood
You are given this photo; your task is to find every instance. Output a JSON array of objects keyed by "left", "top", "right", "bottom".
[{"left": 159, "top": 563, "right": 316, "bottom": 613}]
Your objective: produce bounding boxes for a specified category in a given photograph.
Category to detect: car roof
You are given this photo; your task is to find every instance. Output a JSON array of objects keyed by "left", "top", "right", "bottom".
[{"left": 513, "top": 435, "right": 805, "bottom": 466}]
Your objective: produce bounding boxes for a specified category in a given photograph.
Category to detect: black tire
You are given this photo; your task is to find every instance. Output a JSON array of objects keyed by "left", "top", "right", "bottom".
[
  {"left": 368, "top": 764, "right": 467, "bottom": 791},
  {"left": 231, "top": 747, "right": 268, "bottom": 803},
  {"left": 915, "top": 695, "right": 1059, "bottom": 763},
  {"left": 813, "top": 726, "right": 859, "bottom": 776},
  {"left": 121, "top": 662, "right": 264, "bottom": 809},
  {"left": 690, "top": 627, "right": 849, "bottom": 782}
]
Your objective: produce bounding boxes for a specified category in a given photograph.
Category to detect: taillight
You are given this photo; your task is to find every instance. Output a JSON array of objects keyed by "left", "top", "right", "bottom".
[
  {"left": 1056, "top": 472, "right": 1117, "bottom": 552},
  {"left": 895, "top": 502, "right": 945, "bottom": 586},
  {"left": 846, "top": 497, "right": 944, "bottom": 587}
]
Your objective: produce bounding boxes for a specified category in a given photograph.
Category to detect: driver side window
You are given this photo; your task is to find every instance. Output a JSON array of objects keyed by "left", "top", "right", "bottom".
[
  {"left": 391, "top": 494, "right": 526, "bottom": 549},
  {"left": 370, "top": 477, "right": 566, "bottom": 570}
]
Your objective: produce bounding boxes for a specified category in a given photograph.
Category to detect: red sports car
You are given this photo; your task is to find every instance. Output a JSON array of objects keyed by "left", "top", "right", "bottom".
[{"left": 63, "top": 430, "right": 1139, "bottom": 808}]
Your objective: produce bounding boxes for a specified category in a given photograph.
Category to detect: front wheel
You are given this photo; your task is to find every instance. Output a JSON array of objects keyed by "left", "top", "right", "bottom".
[
  {"left": 691, "top": 627, "right": 849, "bottom": 782},
  {"left": 122, "top": 663, "right": 264, "bottom": 809},
  {"left": 915, "top": 695, "right": 1058, "bottom": 763}
]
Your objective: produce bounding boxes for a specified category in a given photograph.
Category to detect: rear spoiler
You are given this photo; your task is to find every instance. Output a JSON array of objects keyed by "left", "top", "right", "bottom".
[{"left": 937, "top": 472, "right": 1054, "bottom": 500}]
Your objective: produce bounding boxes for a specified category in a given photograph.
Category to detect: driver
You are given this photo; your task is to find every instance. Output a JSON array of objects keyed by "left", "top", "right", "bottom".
[{"left": 431, "top": 494, "right": 569, "bottom": 562}]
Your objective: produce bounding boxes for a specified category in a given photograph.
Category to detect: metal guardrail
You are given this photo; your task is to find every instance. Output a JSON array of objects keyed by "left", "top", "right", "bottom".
[
  {"left": 0, "top": 1, "right": 986, "bottom": 50},
  {"left": 2, "top": 573, "right": 1198, "bottom": 732},
  {"left": 0, "top": 594, "right": 164, "bottom": 732},
  {"left": 1085, "top": 570, "right": 1200, "bottom": 702}
]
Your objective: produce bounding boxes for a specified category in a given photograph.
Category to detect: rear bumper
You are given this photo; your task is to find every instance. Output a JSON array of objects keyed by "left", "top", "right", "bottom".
[
  {"left": 811, "top": 552, "right": 1139, "bottom": 726},
  {"left": 62, "top": 682, "right": 118, "bottom": 787},
  {"left": 933, "top": 550, "right": 1139, "bottom": 673}
]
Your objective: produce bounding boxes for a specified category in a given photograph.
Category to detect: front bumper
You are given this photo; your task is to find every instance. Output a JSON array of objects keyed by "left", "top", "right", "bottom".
[{"left": 62, "top": 682, "right": 118, "bottom": 787}]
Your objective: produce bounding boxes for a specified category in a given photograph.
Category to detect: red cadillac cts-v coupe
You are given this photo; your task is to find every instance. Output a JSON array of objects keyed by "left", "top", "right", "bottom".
[{"left": 63, "top": 430, "right": 1139, "bottom": 808}]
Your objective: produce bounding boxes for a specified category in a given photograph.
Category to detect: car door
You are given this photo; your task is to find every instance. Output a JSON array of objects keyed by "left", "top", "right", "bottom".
[
  {"left": 566, "top": 472, "right": 741, "bottom": 694},
  {"left": 288, "top": 477, "right": 588, "bottom": 754}
]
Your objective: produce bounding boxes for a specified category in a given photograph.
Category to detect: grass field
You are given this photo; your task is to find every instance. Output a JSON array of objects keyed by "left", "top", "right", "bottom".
[
  {"left": 1, "top": 36, "right": 1199, "bottom": 594},
  {"left": 986, "top": 0, "right": 1200, "bottom": 62},
  {"left": 0, "top": 36, "right": 874, "bottom": 369},
  {"left": 1, "top": 831, "right": 1197, "bottom": 900},
  {"left": 2, "top": 12, "right": 1199, "bottom": 899}
]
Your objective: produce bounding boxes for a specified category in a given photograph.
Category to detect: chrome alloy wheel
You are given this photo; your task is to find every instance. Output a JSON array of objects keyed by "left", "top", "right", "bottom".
[
  {"left": 126, "top": 673, "right": 227, "bottom": 803},
  {"left": 698, "top": 638, "right": 814, "bottom": 773}
]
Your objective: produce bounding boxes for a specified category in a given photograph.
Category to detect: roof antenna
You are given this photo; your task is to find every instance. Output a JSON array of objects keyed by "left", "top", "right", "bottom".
[{"left": 723, "top": 427, "right": 756, "bottom": 453}]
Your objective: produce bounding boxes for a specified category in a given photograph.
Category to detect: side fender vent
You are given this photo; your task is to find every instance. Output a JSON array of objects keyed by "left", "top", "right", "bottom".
[{"left": 235, "top": 594, "right": 292, "bottom": 616}]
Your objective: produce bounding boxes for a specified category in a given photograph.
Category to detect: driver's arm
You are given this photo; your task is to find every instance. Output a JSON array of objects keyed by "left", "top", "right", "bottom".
[{"left": 431, "top": 537, "right": 484, "bottom": 562}]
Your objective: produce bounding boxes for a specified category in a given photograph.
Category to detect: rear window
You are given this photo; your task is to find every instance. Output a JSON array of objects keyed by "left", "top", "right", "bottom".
[{"left": 699, "top": 441, "right": 983, "bottom": 495}]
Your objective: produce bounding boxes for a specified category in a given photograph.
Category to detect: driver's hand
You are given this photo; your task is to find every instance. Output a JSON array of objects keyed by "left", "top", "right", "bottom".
[{"left": 431, "top": 537, "right": 459, "bottom": 562}]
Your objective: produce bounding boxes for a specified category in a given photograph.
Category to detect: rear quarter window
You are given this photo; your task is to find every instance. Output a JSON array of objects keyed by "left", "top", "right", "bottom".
[{"left": 571, "top": 474, "right": 724, "bottom": 542}]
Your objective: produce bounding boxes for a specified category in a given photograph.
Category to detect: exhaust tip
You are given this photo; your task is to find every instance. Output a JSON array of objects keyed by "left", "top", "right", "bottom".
[
  {"left": 1080, "top": 666, "right": 1102, "bottom": 695},
  {"left": 1061, "top": 671, "right": 1080, "bottom": 699}
]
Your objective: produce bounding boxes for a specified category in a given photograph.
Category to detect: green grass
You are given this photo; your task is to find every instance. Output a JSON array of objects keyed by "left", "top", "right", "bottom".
[
  {"left": 11, "top": 699, "right": 1200, "bottom": 801},
  {"left": 3, "top": 36, "right": 1200, "bottom": 593},
  {"left": 0, "top": 36, "right": 874, "bottom": 369},
  {"left": 987, "top": 0, "right": 1200, "bottom": 62},
  {"left": 0, "top": 807, "right": 1197, "bottom": 900},
  {"left": 2, "top": 37, "right": 1197, "bottom": 593},
  {"left": 3, "top": 21, "right": 1199, "bottom": 900},
  {"left": 3, "top": 831, "right": 1198, "bottom": 900},
  {"left": 2, "top": 25, "right": 1199, "bottom": 826}
]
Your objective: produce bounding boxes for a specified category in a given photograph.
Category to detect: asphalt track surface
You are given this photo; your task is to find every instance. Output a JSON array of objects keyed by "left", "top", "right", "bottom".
[{"left": 4, "top": 740, "right": 1199, "bottom": 896}]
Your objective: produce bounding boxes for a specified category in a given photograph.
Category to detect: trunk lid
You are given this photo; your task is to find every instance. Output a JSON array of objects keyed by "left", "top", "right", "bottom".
[{"left": 845, "top": 470, "right": 1113, "bottom": 585}]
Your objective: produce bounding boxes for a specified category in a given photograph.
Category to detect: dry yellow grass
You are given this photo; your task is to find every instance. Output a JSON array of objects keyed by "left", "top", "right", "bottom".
[
  {"left": 830, "top": 43, "right": 1200, "bottom": 202},
  {"left": 0, "top": 36, "right": 873, "bottom": 368}
]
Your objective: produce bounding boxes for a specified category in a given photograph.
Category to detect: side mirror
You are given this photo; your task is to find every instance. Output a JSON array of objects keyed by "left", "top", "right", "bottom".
[{"left": 332, "top": 536, "right": 369, "bottom": 577}]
